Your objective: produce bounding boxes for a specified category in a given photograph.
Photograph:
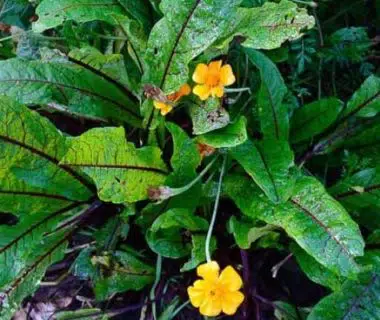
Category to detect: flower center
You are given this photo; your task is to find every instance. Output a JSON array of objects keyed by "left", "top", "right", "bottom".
[{"left": 206, "top": 71, "right": 221, "bottom": 87}]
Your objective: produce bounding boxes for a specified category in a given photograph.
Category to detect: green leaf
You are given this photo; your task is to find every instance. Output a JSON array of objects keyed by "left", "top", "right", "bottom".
[
  {"left": 225, "top": 175, "right": 365, "bottom": 277},
  {"left": 94, "top": 250, "right": 155, "bottom": 300},
  {"left": 330, "top": 167, "right": 380, "bottom": 211},
  {"left": 181, "top": 234, "right": 216, "bottom": 272},
  {"left": 291, "top": 98, "right": 344, "bottom": 143},
  {"left": 244, "top": 48, "right": 289, "bottom": 140},
  {"left": 218, "top": 0, "right": 314, "bottom": 50},
  {"left": 229, "top": 139, "right": 295, "bottom": 203},
  {"left": 0, "top": 233, "right": 68, "bottom": 319},
  {"left": 68, "top": 46, "right": 140, "bottom": 96},
  {"left": 0, "top": 96, "right": 93, "bottom": 201},
  {"left": 228, "top": 216, "right": 278, "bottom": 250},
  {"left": 195, "top": 116, "right": 247, "bottom": 148},
  {"left": 292, "top": 244, "right": 343, "bottom": 291},
  {"left": 274, "top": 301, "right": 308, "bottom": 320},
  {"left": 56, "top": 309, "right": 108, "bottom": 320},
  {"left": 188, "top": 98, "right": 230, "bottom": 135},
  {"left": 341, "top": 75, "right": 380, "bottom": 119},
  {"left": 142, "top": 0, "right": 241, "bottom": 93},
  {"left": 0, "top": 58, "right": 141, "bottom": 126},
  {"left": 61, "top": 127, "right": 168, "bottom": 203},
  {"left": 33, "top": 0, "right": 127, "bottom": 33},
  {"left": 0, "top": 203, "right": 84, "bottom": 290},
  {"left": 147, "top": 208, "right": 208, "bottom": 259},
  {"left": 166, "top": 122, "right": 201, "bottom": 181},
  {"left": 308, "top": 272, "right": 380, "bottom": 320},
  {"left": 0, "top": 0, "right": 34, "bottom": 28}
]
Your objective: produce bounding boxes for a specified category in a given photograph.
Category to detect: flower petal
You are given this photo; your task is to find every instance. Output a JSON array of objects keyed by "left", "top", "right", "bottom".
[
  {"left": 222, "top": 291, "right": 245, "bottom": 315},
  {"left": 211, "top": 85, "right": 224, "bottom": 98},
  {"left": 153, "top": 100, "right": 167, "bottom": 110},
  {"left": 220, "top": 64, "right": 236, "bottom": 86},
  {"left": 178, "top": 83, "right": 191, "bottom": 97},
  {"left": 219, "top": 266, "right": 243, "bottom": 291},
  {"left": 208, "top": 60, "right": 223, "bottom": 73},
  {"left": 188, "top": 280, "right": 207, "bottom": 308},
  {"left": 197, "top": 261, "right": 220, "bottom": 281},
  {"left": 199, "top": 297, "right": 222, "bottom": 317},
  {"left": 160, "top": 104, "right": 172, "bottom": 116},
  {"left": 192, "top": 64, "right": 208, "bottom": 84},
  {"left": 193, "top": 84, "right": 211, "bottom": 101}
]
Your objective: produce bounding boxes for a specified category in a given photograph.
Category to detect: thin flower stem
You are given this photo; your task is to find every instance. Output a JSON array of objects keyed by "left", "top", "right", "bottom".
[
  {"left": 290, "top": 0, "right": 317, "bottom": 7},
  {"left": 150, "top": 255, "right": 162, "bottom": 320},
  {"left": 205, "top": 155, "right": 227, "bottom": 262},
  {"left": 225, "top": 87, "right": 251, "bottom": 94},
  {"left": 171, "top": 300, "right": 190, "bottom": 318},
  {"left": 168, "top": 155, "right": 220, "bottom": 198}
]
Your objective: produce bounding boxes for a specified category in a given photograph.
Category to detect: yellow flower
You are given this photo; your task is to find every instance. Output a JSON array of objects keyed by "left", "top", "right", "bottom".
[
  {"left": 192, "top": 60, "right": 236, "bottom": 100},
  {"left": 153, "top": 84, "right": 191, "bottom": 116},
  {"left": 187, "top": 261, "right": 244, "bottom": 317}
]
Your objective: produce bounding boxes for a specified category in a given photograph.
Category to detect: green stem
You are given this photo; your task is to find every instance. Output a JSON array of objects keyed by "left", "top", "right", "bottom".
[
  {"left": 205, "top": 155, "right": 227, "bottom": 262},
  {"left": 150, "top": 255, "right": 162, "bottom": 320},
  {"left": 290, "top": 0, "right": 317, "bottom": 7},
  {"left": 168, "top": 155, "right": 219, "bottom": 198},
  {"left": 171, "top": 300, "right": 190, "bottom": 318},
  {"left": 225, "top": 87, "right": 251, "bottom": 94}
]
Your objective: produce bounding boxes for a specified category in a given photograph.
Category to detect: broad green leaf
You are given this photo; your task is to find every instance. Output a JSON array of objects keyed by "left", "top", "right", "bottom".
[
  {"left": 94, "top": 250, "right": 155, "bottom": 300},
  {"left": 292, "top": 244, "right": 343, "bottom": 291},
  {"left": 117, "top": 0, "right": 152, "bottom": 29},
  {"left": 0, "top": 233, "right": 68, "bottom": 319},
  {"left": 225, "top": 175, "right": 365, "bottom": 277},
  {"left": 33, "top": 0, "right": 127, "bottom": 33},
  {"left": 230, "top": 139, "right": 295, "bottom": 203},
  {"left": 166, "top": 122, "right": 201, "bottom": 181},
  {"left": 0, "top": 58, "right": 141, "bottom": 126},
  {"left": 245, "top": 48, "right": 289, "bottom": 140},
  {"left": 341, "top": 75, "right": 380, "bottom": 118},
  {"left": 330, "top": 167, "right": 380, "bottom": 211},
  {"left": 195, "top": 116, "right": 247, "bottom": 148},
  {"left": 291, "top": 98, "right": 344, "bottom": 143},
  {"left": 150, "top": 209, "right": 208, "bottom": 233},
  {"left": 188, "top": 98, "right": 230, "bottom": 135},
  {"left": 0, "top": 0, "right": 33, "bottom": 28},
  {"left": 61, "top": 127, "right": 168, "bottom": 203},
  {"left": 181, "top": 234, "right": 216, "bottom": 272},
  {"left": 0, "top": 96, "right": 92, "bottom": 201},
  {"left": 308, "top": 272, "right": 380, "bottom": 320},
  {"left": 0, "top": 203, "right": 84, "bottom": 290},
  {"left": 228, "top": 216, "right": 278, "bottom": 250},
  {"left": 142, "top": 0, "right": 241, "bottom": 93},
  {"left": 69, "top": 47, "right": 140, "bottom": 96},
  {"left": 147, "top": 208, "right": 208, "bottom": 259},
  {"left": 217, "top": 0, "right": 314, "bottom": 50},
  {"left": 274, "top": 301, "right": 308, "bottom": 320}
]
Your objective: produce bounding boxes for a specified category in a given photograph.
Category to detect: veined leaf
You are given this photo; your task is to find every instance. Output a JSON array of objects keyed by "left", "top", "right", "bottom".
[
  {"left": 94, "top": 250, "right": 155, "bottom": 300},
  {"left": 330, "top": 167, "right": 380, "bottom": 211},
  {"left": 0, "top": 203, "right": 84, "bottom": 290},
  {"left": 292, "top": 244, "right": 343, "bottom": 291},
  {"left": 143, "top": 0, "right": 241, "bottom": 93},
  {"left": 68, "top": 47, "right": 140, "bottom": 97},
  {"left": 33, "top": 0, "right": 127, "bottom": 33},
  {"left": 61, "top": 127, "right": 168, "bottom": 203},
  {"left": 0, "top": 233, "right": 68, "bottom": 319},
  {"left": 341, "top": 75, "right": 380, "bottom": 119},
  {"left": 308, "top": 272, "right": 380, "bottom": 320},
  {"left": 225, "top": 175, "right": 365, "bottom": 277},
  {"left": 0, "top": 96, "right": 93, "bottom": 201},
  {"left": 195, "top": 116, "right": 247, "bottom": 148},
  {"left": 244, "top": 48, "right": 289, "bottom": 140},
  {"left": 0, "top": 58, "right": 141, "bottom": 126},
  {"left": 291, "top": 98, "right": 344, "bottom": 143},
  {"left": 230, "top": 139, "right": 295, "bottom": 203},
  {"left": 217, "top": 0, "right": 315, "bottom": 50}
]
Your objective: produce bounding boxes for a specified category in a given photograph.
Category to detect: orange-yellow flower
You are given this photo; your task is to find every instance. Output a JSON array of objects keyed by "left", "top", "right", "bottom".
[
  {"left": 187, "top": 261, "right": 244, "bottom": 317},
  {"left": 153, "top": 84, "right": 191, "bottom": 115},
  {"left": 192, "top": 60, "right": 236, "bottom": 100}
]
